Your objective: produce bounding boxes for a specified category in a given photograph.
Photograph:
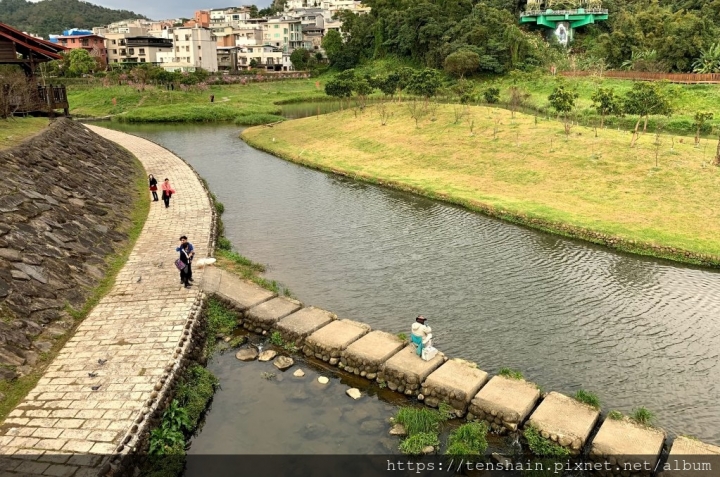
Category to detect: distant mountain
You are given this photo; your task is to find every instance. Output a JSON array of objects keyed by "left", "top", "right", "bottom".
[{"left": 0, "top": 0, "right": 148, "bottom": 38}]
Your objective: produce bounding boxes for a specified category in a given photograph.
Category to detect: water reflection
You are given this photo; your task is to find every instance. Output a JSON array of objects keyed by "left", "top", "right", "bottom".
[{"left": 102, "top": 122, "right": 720, "bottom": 445}]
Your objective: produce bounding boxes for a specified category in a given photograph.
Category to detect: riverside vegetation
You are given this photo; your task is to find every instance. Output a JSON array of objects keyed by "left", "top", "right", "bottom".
[{"left": 242, "top": 100, "right": 720, "bottom": 264}]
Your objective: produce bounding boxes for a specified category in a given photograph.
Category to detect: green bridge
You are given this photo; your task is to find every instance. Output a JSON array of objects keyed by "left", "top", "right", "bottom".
[{"left": 520, "top": 8, "right": 609, "bottom": 45}]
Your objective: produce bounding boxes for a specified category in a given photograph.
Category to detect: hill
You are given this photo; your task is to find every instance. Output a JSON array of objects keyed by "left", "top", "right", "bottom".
[{"left": 0, "top": 0, "right": 147, "bottom": 38}]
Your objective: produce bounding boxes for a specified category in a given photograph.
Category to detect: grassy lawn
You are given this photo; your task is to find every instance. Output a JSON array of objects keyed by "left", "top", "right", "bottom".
[
  {"left": 67, "top": 79, "right": 328, "bottom": 123},
  {"left": 243, "top": 102, "right": 720, "bottom": 263},
  {"left": 0, "top": 118, "right": 49, "bottom": 150}
]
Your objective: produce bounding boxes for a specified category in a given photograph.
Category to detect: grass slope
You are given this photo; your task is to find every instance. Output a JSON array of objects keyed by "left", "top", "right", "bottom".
[
  {"left": 67, "top": 79, "right": 327, "bottom": 123},
  {"left": 0, "top": 118, "right": 48, "bottom": 150},
  {"left": 242, "top": 102, "right": 720, "bottom": 264}
]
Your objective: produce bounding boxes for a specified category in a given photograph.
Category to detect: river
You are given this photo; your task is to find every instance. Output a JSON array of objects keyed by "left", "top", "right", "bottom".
[{"left": 101, "top": 120, "right": 720, "bottom": 445}]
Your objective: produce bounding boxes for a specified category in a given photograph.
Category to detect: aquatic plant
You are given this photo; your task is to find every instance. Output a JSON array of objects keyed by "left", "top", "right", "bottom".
[
  {"left": 394, "top": 406, "right": 447, "bottom": 436},
  {"left": 399, "top": 432, "right": 439, "bottom": 455},
  {"left": 498, "top": 368, "right": 524, "bottom": 380},
  {"left": 607, "top": 410, "right": 623, "bottom": 420},
  {"left": 631, "top": 407, "right": 655, "bottom": 426},
  {"left": 446, "top": 422, "right": 489, "bottom": 456},
  {"left": 270, "top": 331, "right": 284, "bottom": 347},
  {"left": 574, "top": 389, "right": 600, "bottom": 409},
  {"left": 524, "top": 425, "right": 571, "bottom": 458}
]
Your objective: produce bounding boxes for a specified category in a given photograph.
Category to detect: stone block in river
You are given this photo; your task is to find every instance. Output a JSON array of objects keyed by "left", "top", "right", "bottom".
[
  {"left": 380, "top": 346, "right": 444, "bottom": 397},
  {"left": 214, "top": 270, "right": 275, "bottom": 311},
  {"left": 276, "top": 306, "right": 336, "bottom": 346},
  {"left": 526, "top": 392, "right": 600, "bottom": 454},
  {"left": 421, "top": 359, "right": 488, "bottom": 416},
  {"left": 589, "top": 417, "right": 666, "bottom": 476},
  {"left": 660, "top": 436, "right": 720, "bottom": 477},
  {"left": 244, "top": 296, "right": 303, "bottom": 333},
  {"left": 341, "top": 330, "right": 406, "bottom": 377},
  {"left": 303, "top": 319, "right": 370, "bottom": 363},
  {"left": 468, "top": 375, "right": 540, "bottom": 433}
]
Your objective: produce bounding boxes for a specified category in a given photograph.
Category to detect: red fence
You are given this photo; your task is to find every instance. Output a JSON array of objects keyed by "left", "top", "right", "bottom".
[{"left": 561, "top": 70, "right": 720, "bottom": 84}]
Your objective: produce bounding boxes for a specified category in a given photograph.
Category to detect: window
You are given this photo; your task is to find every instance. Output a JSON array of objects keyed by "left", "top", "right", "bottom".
[
  {"left": 175, "top": 35, "right": 179, "bottom": 41},
  {"left": 284, "top": 28, "right": 288, "bottom": 34},
  {"left": 120, "top": 49, "right": 126, "bottom": 55},
  {"left": 120, "top": 40, "right": 126, "bottom": 45},
  {"left": 113, "top": 59, "right": 118, "bottom": 63},
  {"left": 198, "top": 45, "right": 201, "bottom": 50},
  {"left": 128, "top": 48, "right": 134, "bottom": 55},
  {"left": 185, "top": 46, "right": 189, "bottom": 51},
  {"left": 274, "top": 25, "right": 279, "bottom": 29},
  {"left": 113, "top": 49, "right": 117, "bottom": 54},
  {"left": 140, "top": 58, "right": 146, "bottom": 62},
  {"left": 139, "top": 49, "right": 145, "bottom": 55},
  {"left": 112, "top": 39, "right": 117, "bottom": 45},
  {"left": 185, "top": 35, "right": 190, "bottom": 41},
  {"left": 175, "top": 46, "right": 179, "bottom": 52},
  {"left": 71, "top": 38, "right": 76, "bottom": 44}
]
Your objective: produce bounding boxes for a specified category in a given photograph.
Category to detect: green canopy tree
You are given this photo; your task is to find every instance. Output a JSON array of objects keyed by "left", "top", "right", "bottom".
[
  {"left": 65, "top": 49, "right": 97, "bottom": 77},
  {"left": 406, "top": 68, "right": 442, "bottom": 104},
  {"left": 590, "top": 87, "right": 622, "bottom": 128},
  {"left": 444, "top": 50, "right": 481, "bottom": 78},
  {"left": 324, "top": 69, "right": 355, "bottom": 108},
  {"left": 548, "top": 85, "right": 579, "bottom": 137},
  {"left": 290, "top": 48, "right": 311, "bottom": 71},
  {"left": 623, "top": 82, "right": 673, "bottom": 147}
]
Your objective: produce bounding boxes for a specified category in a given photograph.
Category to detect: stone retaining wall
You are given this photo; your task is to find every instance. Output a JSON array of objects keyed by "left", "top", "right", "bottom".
[{"left": 0, "top": 119, "right": 144, "bottom": 383}]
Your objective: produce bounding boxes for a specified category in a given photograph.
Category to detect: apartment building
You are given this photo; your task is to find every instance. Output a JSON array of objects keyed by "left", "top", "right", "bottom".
[
  {"left": 233, "top": 24, "right": 263, "bottom": 47},
  {"left": 237, "top": 45, "right": 283, "bottom": 70},
  {"left": 55, "top": 34, "right": 107, "bottom": 65},
  {"left": 262, "top": 16, "right": 306, "bottom": 53},
  {"left": 93, "top": 19, "right": 153, "bottom": 36},
  {"left": 156, "top": 27, "right": 218, "bottom": 72},
  {"left": 105, "top": 36, "right": 173, "bottom": 65}
]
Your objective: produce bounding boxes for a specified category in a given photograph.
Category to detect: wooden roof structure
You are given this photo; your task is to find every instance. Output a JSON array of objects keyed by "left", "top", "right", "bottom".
[{"left": 0, "top": 22, "right": 67, "bottom": 75}]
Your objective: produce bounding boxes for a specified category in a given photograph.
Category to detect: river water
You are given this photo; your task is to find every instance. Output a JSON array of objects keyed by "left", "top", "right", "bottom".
[{"left": 102, "top": 121, "right": 720, "bottom": 445}]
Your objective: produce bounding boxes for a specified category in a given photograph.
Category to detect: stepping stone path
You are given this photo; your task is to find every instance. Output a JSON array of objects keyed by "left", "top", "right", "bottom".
[
  {"left": 258, "top": 350, "right": 278, "bottom": 362},
  {"left": 275, "top": 306, "right": 335, "bottom": 346},
  {"left": 525, "top": 392, "right": 600, "bottom": 454},
  {"left": 243, "top": 296, "right": 302, "bottom": 334},
  {"left": 303, "top": 319, "right": 370, "bottom": 365},
  {"left": 273, "top": 356, "right": 294, "bottom": 371},
  {"left": 590, "top": 417, "right": 666, "bottom": 474},
  {"left": 236, "top": 348, "right": 259, "bottom": 361},
  {"left": 421, "top": 358, "right": 488, "bottom": 417},
  {"left": 341, "top": 330, "right": 405, "bottom": 380},
  {"left": 380, "top": 346, "right": 445, "bottom": 396},
  {"left": 468, "top": 375, "right": 540, "bottom": 433},
  {"left": 0, "top": 125, "right": 213, "bottom": 474}
]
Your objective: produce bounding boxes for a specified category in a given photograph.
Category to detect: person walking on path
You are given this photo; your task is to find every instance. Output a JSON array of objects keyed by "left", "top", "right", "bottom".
[
  {"left": 161, "top": 178, "right": 176, "bottom": 208},
  {"left": 178, "top": 242, "right": 193, "bottom": 288},
  {"left": 175, "top": 236, "right": 194, "bottom": 283},
  {"left": 148, "top": 174, "right": 158, "bottom": 202}
]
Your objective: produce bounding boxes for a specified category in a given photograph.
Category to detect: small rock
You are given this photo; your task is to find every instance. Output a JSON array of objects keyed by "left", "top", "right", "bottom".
[
  {"left": 273, "top": 356, "right": 294, "bottom": 370},
  {"left": 223, "top": 336, "right": 231, "bottom": 342},
  {"left": 235, "top": 348, "right": 258, "bottom": 361},
  {"left": 34, "top": 341, "right": 52, "bottom": 353},
  {"left": 317, "top": 376, "right": 329, "bottom": 384},
  {"left": 258, "top": 350, "right": 278, "bottom": 362},
  {"left": 491, "top": 453, "right": 513, "bottom": 468},
  {"left": 389, "top": 424, "right": 407, "bottom": 436},
  {"left": 293, "top": 369, "right": 305, "bottom": 377},
  {"left": 422, "top": 446, "right": 434, "bottom": 454},
  {"left": 0, "top": 248, "right": 22, "bottom": 262},
  {"left": 11, "top": 270, "right": 30, "bottom": 281},
  {"left": 417, "top": 394, "right": 425, "bottom": 401},
  {"left": 346, "top": 388, "right": 362, "bottom": 400},
  {"left": 329, "top": 358, "right": 339, "bottom": 365}
]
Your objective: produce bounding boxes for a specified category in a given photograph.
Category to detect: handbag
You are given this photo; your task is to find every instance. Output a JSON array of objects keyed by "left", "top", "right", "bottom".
[{"left": 175, "top": 258, "right": 186, "bottom": 271}]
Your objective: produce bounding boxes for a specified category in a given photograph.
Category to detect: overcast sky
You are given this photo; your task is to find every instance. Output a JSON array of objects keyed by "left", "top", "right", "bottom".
[{"left": 29, "top": 0, "right": 274, "bottom": 21}]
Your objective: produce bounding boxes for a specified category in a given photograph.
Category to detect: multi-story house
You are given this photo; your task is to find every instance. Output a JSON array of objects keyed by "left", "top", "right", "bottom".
[
  {"left": 217, "top": 46, "right": 239, "bottom": 71},
  {"left": 156, "top": 27, "right": 218, "bottom": 72},
  {"left": 55, "top": 33, "right": 107, "bottom": 66},
  {"left": 233, "top": 24, "right": 264, "bottom": 47},
  {"left": 262, "top": 16, "right": 306, "bottom": 53},
  {"left": 237, "top": 44, "right": 283, "bottom": 70},
  {"left": 106, "top": 36, "right": 173, "bottom": 65}
]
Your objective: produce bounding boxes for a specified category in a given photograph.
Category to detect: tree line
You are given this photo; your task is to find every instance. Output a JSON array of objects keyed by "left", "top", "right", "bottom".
[{"left": 320, "top": 0, "right": 720, "bottom": 75}]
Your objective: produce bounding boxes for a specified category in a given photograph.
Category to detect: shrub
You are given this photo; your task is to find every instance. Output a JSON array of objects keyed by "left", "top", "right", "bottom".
[
  {"left": 631, "top": 407, "right": 655, "bottom": 426},
  {"left": 399, "top": 432, "right": 439, "bottom": 455},
  {"left": 574, "top": 390, "right": 600, "bottom": 409},
  {"left": 524, "top": 425, "right": 571, "bottom": 457},
  {"left": 205, "top": 298, "right": 239, "bottom": 356},
  {"left": 217, "top": 236, "right": 232, "bottom": 251},
  {"left": 483, "top": 87, "right": 500, "bottom": 104},
  {"left": 270, "top": 331, "right": 284, "bottom": 347},
  {"left": 498, "top": 368, "right": 523, "bottom": 380},
  {"left": 214, "top": 201, "right": 225, "bottom": 215},
  {"left": 175, "top": 364, "right": 219, "bottom": 427},
  {"left": 446, "top": 422, "right": 488, "bottom": 456}
]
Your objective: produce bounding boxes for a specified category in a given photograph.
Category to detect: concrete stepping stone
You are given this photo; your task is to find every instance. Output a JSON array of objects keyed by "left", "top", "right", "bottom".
[
  {"left": 379, "top": 346, "right": 445, "bottom": 397},
  {"left": 215, "top": 271, "right": 275, "bottom": 311},
  {"left": 273, "top": 356, "right": 294, "bottom": 371},
  {"left": 421, "top": 358, "right": 488, "bottom": 417},
  {"left": 275, "top": 306, "right": 336, "bottom": 346},
  {"left": 526, "top": 391, "right": 600, "bottom": 454},
  {"left": 258, "top": 350, "right": 278, "bottom": 362},
  {"left": 659, "top": 436, "right": 720, "bottom": 477},
  {"left": 235, "top": 348, "right": 258, "bottom": 361},
  {"left": 243, "top": 296, "right": 302, "bottom": 334},
  {"left": 341, "top": 330, "right": 406, "bottom": 380},
  {"left": 468, "top": 375, "right": 541, "bottom": 433},
  {"left": 589, "top": 416, "right": 666, "bottom": 474},
  {"left": 303, "top": 319, "right": 370, "bottom": 365}
]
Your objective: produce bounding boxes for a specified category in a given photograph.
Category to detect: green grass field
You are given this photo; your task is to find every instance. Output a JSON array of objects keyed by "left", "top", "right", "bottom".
[
  {"left": 67, "top": 79, "right": 328, "bottom": 123},
  {"left": 0, "top": 118, "right": 48, "bottom": 149},
  {"left": 243, "top": 102, "right": 720, "bottom": 264}
]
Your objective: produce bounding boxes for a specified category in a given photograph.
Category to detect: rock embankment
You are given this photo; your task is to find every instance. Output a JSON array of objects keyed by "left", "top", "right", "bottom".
[{"left": 0, "top": 119, "right": 142, "bottom": 381}]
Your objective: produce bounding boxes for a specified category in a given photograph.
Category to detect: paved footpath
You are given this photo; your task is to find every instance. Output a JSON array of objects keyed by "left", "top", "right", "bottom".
[{"left": 0, "top": 125, "right": 213, "bottom": 476}]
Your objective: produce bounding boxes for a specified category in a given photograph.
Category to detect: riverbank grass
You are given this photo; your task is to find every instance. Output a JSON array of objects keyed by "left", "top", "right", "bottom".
[
  {"left": 243, "top": 103, "right": 720, "bottom": 263},
  {"left": 0, "top": 155, "right": 149, "bottom": 422},
  {"left": 0, "top": 118, "right": 48, "bottom": 150},
  {"left": 67, "top": 79, "right": 326, "bottom": 123}
]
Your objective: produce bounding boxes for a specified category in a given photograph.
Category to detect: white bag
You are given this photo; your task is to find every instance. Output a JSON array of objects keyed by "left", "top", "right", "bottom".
[{"left": 422, "top": 346, "right": 438, "bottom": 361}]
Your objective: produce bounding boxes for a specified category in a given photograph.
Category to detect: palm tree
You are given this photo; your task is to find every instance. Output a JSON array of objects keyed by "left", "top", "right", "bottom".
[{"left": 692, "top": 43, "right": 720, "bottom": 74}]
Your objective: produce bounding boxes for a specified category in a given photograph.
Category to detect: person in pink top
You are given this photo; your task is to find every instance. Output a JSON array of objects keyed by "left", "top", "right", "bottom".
[{"left": 161, "top": 178, "right": 176, "bottom": 208}]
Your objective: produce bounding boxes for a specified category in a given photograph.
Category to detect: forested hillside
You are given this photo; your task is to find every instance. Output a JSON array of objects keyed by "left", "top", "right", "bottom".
[
  {"left": 326, "top": 0, "right": 720, "bottom": 74},
  {"left": 0, "top": 0, "right": 146, "bottom": 38}
]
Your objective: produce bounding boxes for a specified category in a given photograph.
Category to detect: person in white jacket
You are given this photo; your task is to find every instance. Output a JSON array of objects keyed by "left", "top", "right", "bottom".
[{"left": 410, "top": 315, "right": 432, "bottom": 357}]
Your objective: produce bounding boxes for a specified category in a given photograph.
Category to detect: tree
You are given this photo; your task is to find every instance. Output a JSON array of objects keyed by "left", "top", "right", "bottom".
[
  {"left": 451, "top": 79, "right": 475, "bottom": 104},
  {"left": 443, "top": 50, "right": 481, "bottom": 78},
  {"left": 65, "top": 49, "right": 97, "bottom": 76},
  {"left": 321, "top": 30, "right": 344, "bottom": 66},
  {"left": 623, "top": 82, "right": 673, "bottom": 147},
  {"left": 483, "top": 87, "right": 500, "bottom": 104},
  {"left": 249, "top": 59, "right": 258, "bottom": 69},
  {"left": 324, "top": 69, "right": 355, "bottom": 108},
  {"left": 590, "top": 87, "right": 621, "bottom": 128},
  {"left": 353, "top": 78, "right": 374, "bottom": 107},
  {"left": 548, "top": 85, "right": 579, "bottom": 137},
  {"left": 692, "top": 43, "right": 720, "bottom": 73},
  {"left": 290, "top": 48, "right": 311, "bottom": 71},
  {"left": 693, "top": 112, "right": 714, "bottom": 146},
  {"left": 508, "top": 85, "right": 529, "bottom": 118},
  {"left": 377, "top": 73, "right": 400, "bottom": 99},
  {"left": 406, "top": 68, "right": 442, "bottom": 104}
]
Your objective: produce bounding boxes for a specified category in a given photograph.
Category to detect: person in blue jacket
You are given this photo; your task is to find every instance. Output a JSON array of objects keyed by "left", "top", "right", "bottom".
[{"left": 176, "top": 236, "right": 194, "bottom": 283}]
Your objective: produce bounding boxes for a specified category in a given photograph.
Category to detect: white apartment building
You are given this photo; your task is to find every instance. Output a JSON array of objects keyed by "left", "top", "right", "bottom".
[
  {"left": 210, "top": 7, "right": 251, "bottom": 26},
  {"left": 234, "top": 24, "right": 264, "bottom": 47},
  {"left": 262, "top": 16, "right": 306, "bottom": 53},
  {"left": 156, "top": 27, "right": 218, "bottom": 72},
  {"left": 93, "top": 19, "right": 153, "bottom": 36},
  {"left": 237, "top": 45, "right": 283, "bottom": 70}
]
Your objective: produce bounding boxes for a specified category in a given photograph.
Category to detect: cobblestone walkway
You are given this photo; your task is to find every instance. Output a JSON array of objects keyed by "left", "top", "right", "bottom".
[{"left": 0, "top": 125, "right": 213, "bottom": 476}]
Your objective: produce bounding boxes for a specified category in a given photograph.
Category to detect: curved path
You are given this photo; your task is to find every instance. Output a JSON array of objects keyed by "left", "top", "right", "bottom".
[{"left": 0, "top": 125, "right": 213, "bottom": 475}]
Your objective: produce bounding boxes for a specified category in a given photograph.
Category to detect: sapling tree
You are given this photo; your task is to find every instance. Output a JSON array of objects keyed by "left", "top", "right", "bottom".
[
  {"left": 548, "top": 85, "right": 579, "bottom": 138},
  {"left": 508, "top": 86, "right": 530, "bottom": 119},
  {"left": 623, "top": 82, "right": 672, "bottom": 148},
  {"left": 590, "top": 87, "right": 621, "bottom": 129},
  {"left": 483, "top": 87, "right": 500, "bottom": 104},
  {"left": 406, "top": 68, "right": 442, "bottom": 108},
  {"left": 324, "top": 69, "right": 355, "bottom": 109},
  {"left": 693, "top": 112, "right": 714, "bottom": 147},
  {"left": 378, "top": 72, "right": 400, "bottom": 100}
]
